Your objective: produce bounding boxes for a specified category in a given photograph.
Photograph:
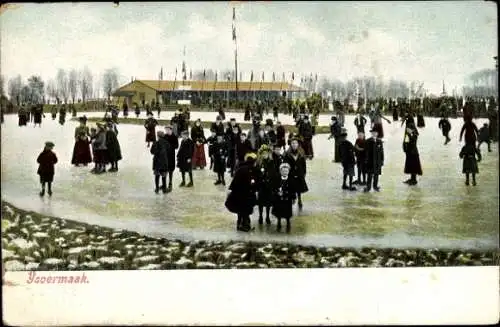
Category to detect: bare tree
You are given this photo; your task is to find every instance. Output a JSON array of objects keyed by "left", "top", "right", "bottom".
[
  {"left": 56, "top": 69, "right": 69, "bottom": 104},
  {"left": 0, "top": 75, "right": 5, "bottom": 97},
  {"left": 46, "top": 79, "right": 59, "bottom": 104},
  {"left": 102, "top": 68, "right": 119, "bottom": 100},
  {"left": 79, "top": 66, "right": 93, "bottom": 103},
  {"left": 7, "top": 75, "right": 23, "bottom": 105},
  {"left": 27, "top": 75, "right": 45, "bottom": 104},
  {"left": 68, "top": 69, "right": 79, "bottom": 103}
]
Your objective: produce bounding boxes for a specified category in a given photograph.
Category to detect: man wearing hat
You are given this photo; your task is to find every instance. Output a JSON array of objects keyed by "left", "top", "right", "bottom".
[
  {"left": 363, "top": 127, "right": 384, "bottom": 192},
  {"left": 162, "top": 124, "right": 179, "bottom": 191},
  {"left": 225, "top": 152, "right": 258, "bottom": 232},
  {"left": 225, "top": 118, "right": 241, "bottom": 137},
  {"left": 298, "top": 115, "right": 314, "bottom": 159},
  {"left": 36, "top": 141, "right": 58, "bottom": 196},
  {"left": 338, "top": 127, "right": 357, "bottom": 191},
  {"left": 177, "top": 130, "right": 195, "bottom": 187},
  {"left": 105, "top": 120, "right": 122, "bottom": 172},
  {"left": 144, "top": 112, "right": 158, "bottom": 148},
  {"left": 210, "top": 115, "right": 225, "bottom": 136},
  {"left": 275, "top": 121, "right": 286, "bottom": 150},
  {"left": 264, "top": 120, "right": 277, "bottom": 145},
  {"left": 255, "top": 144, "right": 278, "bottom": 225},
  {"left": 284, "top": 136, "right": 308, "bottom": 210},
  {"left": 236, "top": 132, "right": 253, "bottom": 169},
  {"left": 93, "top": 122, "right": 108, "bottom": 173},
  {"left": 71, "top": 116, "right": 92, "bottom": 166},
  {"left": 151, "top": 130, "right": 170, "bottom": 193}
]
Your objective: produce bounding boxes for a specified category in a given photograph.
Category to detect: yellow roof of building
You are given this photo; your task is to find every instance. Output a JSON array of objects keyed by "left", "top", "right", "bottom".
[{"left": 116, "top": 80, "right": 305, "bottom": 93}]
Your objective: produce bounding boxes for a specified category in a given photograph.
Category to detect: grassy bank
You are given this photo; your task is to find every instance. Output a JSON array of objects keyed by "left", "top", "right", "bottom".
[
  {"left": 1, "top": 200, "right": 497, "bottom": 271},
  {"left": 72, "top": 117, "right": 332, "bottom": 134}
]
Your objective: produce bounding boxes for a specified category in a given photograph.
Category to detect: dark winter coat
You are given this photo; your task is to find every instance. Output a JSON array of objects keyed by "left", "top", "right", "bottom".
[
  {"left": 271, "top": 177, "right": 296, "bottom": 219},
  {"left": 105, "top": 129, "right": 123, "bottom": 162},
  {"left": 276, "top": 125, "right": 286, "bottom": 147},
  {"left": 460, "top": 144, "right": 481, "bottom": 174},
  {"left": 37, "top": 149, "right": 58, "bottom": 182},
  {"left": 478, "top": 126, "right": 490, "bottom": 142},
  {"left": 272, "top": 153, "right": 285, "bottom": 174},
  {"left": 206, "top": 135, "right": 216, "bottom": 157},
  {"left": 236, "top": 139, "right": 253, "bottom": 162},
  {"left": 438, "top": 118, "right": 451, "bottom": 135},
  {"left": 151, "top": 137, "right": 169, "bottom": 172},
  {"left": 339, "top": 138, "right": 356, "bottom": 170},
  {"left": 254, "top": 134, "right": 270, "bottom": 151},
  {"left": 460, "top": 121, "right": 479, "bottom": 145},
  {"left": 353, "top": 116, "right": 367, "bottom": 134},
  {"left": 283, "top": 149, "right": 308, "bottom": 193},
  {"left": 210, "top": 122, "right": 225, "bottom": 136},
  {"left": 225, "top": 161, "right": 258, "bottom": 215},
  {"left": 364, "top": 137, "right": 384, "bottom": 175},
  {"left": 144, "top": 118, "right": 158, "bottom": 142},
  {"left": 212, "top": 140, "right": 228, "bottom": 173},
  {"left": 299, "top": 122, "right": 313, "bottom": 140},
  {"left": 34, "top": 107, "right": 43, "bottom": 124},
  {"left": 416, "top": 114, "right": 425, "bottom": 128},
  {"left": 226, "top": 132, "right": 240, "bottom": 169},
  {"left": 354, "top": 138, "right": 366, "bottom": 166},
  {"left": 163, "top": 134, "right": 179, "bottom": 172},
  {"left": 266, "top": 130, "right": 277, "bottom": 145},
  {"left": 256, "top": 158, "right": 279, "bottom": 206},
  {"left": 403, "top": 131, "right": 422, "bottom": 175},
  {"left": 225, "top": 124, "right": 242, "bottom": 138},
  {"left": 177, "top": 138, "right": 195, "bottom": 172},
  {"left": 191, "top": 125, "right": 206, "bottom": 143}
]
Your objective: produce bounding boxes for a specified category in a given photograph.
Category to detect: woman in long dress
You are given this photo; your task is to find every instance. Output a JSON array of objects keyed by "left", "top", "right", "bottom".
[
  {"left": 190, "top": 119, "right": 207, "bottom": 169},
  {"left": 71, "top": 117, "right": 92, "bottom": 166}
]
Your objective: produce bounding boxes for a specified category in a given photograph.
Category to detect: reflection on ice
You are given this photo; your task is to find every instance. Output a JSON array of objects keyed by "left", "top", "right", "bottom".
[{"left": 1, "top": 112, "right": 498, "bottom": 249}]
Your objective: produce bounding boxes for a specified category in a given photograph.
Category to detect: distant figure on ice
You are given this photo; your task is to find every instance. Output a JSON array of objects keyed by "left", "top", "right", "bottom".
[
  {"left": 122, "top": 102, "right": 129, "bottom": 118},
  {"left": 402, "top": 123, "right": 422, "bottom": 186},
  {"left": 338, "top": 128, "right": 357, "bottom": 191},
  {"left": 134, "top": 103, "right": 140, "bottom": 118},
  {"left": 207, "top": 130, "right": 216, "bottom": 170},
  {"left": 459, "top": 143, "right": 481, "bottom": 186},
  {"left": 391, "top": 101, "right": 399, "bottom": 122},
  {"left": 272, "top": 163, "right": 296, "bottom": 232},
  {"left": 353, "top": 132, "right": 366, "bottom": 185},
  {"left": 92, "top": 122, "right": 108, "bottom": 174},
  {"left": 36, "top": 141, "right": 58, "bottom": 197},
  {"left": 275, "top": 121, "right": 286, "bottom": 150},
  {"left": 150, "top": 130, "right": 170, "bottom": 194},
  {"left": 191, "top": 119, "right": 207, "bottom": 169},
  {"left": 459, "top": 117, "right": 479, "bottom": 146},
  {"left": 155, "top": 102, "right": 161, "bottom": 118},
  {"left": 329, "top": 116, "right": 342, "bottom": 163},
  {"left": 255, "top": 145, "right": 278, "bottom": 225},
  {"left": 33, "top": 104, "right": 44, "bottom": 127},
  {"left": 163, "top": 125, "right": 178, "bottom": 192},
  {"left": 212, "top": 134, "right": 228, "bottom": 186},
  {"left": 105, "top": 121, "right": 122, "bottom": 172},
  {"left": 477, "top": 123, "right": 492, "bottom": 153},
  {"left": 298, "top": 115, "right": 314, "bottom": 160},
  {"left": 363, "top": 128, "right": 384, "bottom": 192},
  {"left": 225, "top": 152, "right": 258, "bottom": 232},
  {"left": 58, "top": 105, "right": 67, "bottom": 125},
  {"left": 400, "top": 111, "right": 415, "bottom": 128},
  {"left": 18, "top": 106, "right": 28, "bottom": 126},
  {"left": 416, "top": 105, "right": 425, "bottom": 128},
  {"left": 487, "top": 107, "right": 498, "bottom": 142},
  {"left": 438, "top": 115, "right": 452, "bottom": 145},
  {"left": 177, "top": 130, "right": 195, "bottom": 187},
  {"left": 71, "top": 117, "right": 92, "bottom": 166},
  {"left": 369, "top": 106, "right": 391, "bottom": 139},
  {"left": 51, "top": 106, "right": 57, "bottom": 120},
  {"left": 284, "top": 137, "right": 308, "bottom": 211},
  {"left": 354, "top": 112, "right": 367, "bottom": 134},
  {"left": 144, "top": 113, "right": 158, "bottom": 148}
]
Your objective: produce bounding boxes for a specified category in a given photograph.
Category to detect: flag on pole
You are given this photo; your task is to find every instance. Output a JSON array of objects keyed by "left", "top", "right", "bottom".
[
  {"left": 250, "top": 71, "right": 254, "bottom": 82},
  {"left": 309, "top": 73, "right": 313, "bottom": 82},
  {"left": 315, "top": 74, "right": 318, "bottom": 82},
  {"left": 232, "top": 7, "right": 236, "bottom": 42},
  {"left": 159, "top": 67, "right": 163, "bottom": 80},
  {"left": 203, "top": 69, "right": 206, "bottom": 80},
  {"left": 272, "top": 72, "right": 275, "bottom": 82},
  {"left": 190, "top": 70, "right": 192, "bottom": 80},
  {"left": 240, "top": 71, "right": 242, "bottom": 82},
  {"left": 292, "top": 72, "right": 295, "bottom": 81},
  {"left": 215, "top": 71, "right": 218, "bottom": 82},
  {"left": 282, "top": 72, "right": 285, "bottom": 81},
  {"left": 262, "top": 72, "right": 264, "bottom": 81}
]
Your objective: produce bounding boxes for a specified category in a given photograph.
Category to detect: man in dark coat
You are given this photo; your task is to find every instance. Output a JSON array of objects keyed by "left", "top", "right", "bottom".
[
  {"left": 151, "top": 130, "right": 170, "bottom": 193},
  {"left": 403, "top": 123, "right": 422, "bottom": 185},
  {"left": 329, "top": 116, "right": 342, "bottom": 162},
  {"left": 255, "top": 145, "right": 278, "bottom": 225},
  {"left": 272, "top": 143, "right": 284, "bottom": 174},
  {"left": 275, "top": 121, "right": 286, "bottom": 150},
  {"left": 37, "top": 141, "right": 58, "bottom": 197},
  {"left": 144, "top": 113, "right": 158, "bottom": 148},
  {"left": 33, "top": 105, "right": 44, "bottom": 127},
  {"left": 354, "top": 132, "right": 366, "bottom": 185},
  {"left": 478, "top": 123, "right": 491, "bottom": 152},
  {"left": 105, "top": 121, "right": 122, "bottom": 172},
  {"left": 163, "top": 125, "right": 179, "bottom": 192},
  {"left": 58, "top": 105, "right": 67, "bottom": 125},
  {"left": 338, "top": 128, "right": 357, "bottom": 191},
  {"left": 225, "top": 152, "right": 258, "bottom": 232},
  {"left": 459, "top": 117, "right": 479, "bottom": 147},
  {"left": 284, "top": 137, "right": 308, "bottom": 210},
  {"left": 177, "top": 130, "right": 195, "bottom": 187},
  {"left": 212, "top": 134, "right": 228, "bottom": 185},
  {"left": 210, "top": 115, "right": 225, "bottom": 136},
  {"left": 226, "top": 125, "right": 241, "bottom": 177},
  {"left": 363, "top": 128, "right": 384, "bottom": 192},
  {"left": 298, "top": 116, "right": 314, "bottom": 159},
  {"left": 354, "top": 112, "right": 367, "bottom": 134},
  {"left": 487, "top": 107, "right": 498, "bottom": 142},
  {"left": 438, "top": 115, "right": 452, "bottom": 145},
  {"left": 225, "top": 118, "right": 242, "bottom": 137},
  {"left": 236, "top": 133, "right": 253, "bottom": 168}
]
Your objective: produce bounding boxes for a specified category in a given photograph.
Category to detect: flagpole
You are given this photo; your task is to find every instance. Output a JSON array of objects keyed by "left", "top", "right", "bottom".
[{"left": 232, "top": 7, "right": 239, "bottom": 107}]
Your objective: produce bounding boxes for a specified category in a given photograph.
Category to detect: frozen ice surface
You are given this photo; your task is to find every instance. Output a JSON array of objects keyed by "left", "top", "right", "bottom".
[{"left": 1, "top": 113, "right": 498, "bottom": 249}]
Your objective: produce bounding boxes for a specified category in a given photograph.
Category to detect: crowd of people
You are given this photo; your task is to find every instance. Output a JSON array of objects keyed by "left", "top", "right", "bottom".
[{"left": 2, "top": 94, "right": 495, "bottom": 233}]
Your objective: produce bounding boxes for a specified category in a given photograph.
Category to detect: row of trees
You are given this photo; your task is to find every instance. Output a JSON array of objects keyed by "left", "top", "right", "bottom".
[{"left": 1, "top": 68, "right": 120, "bottom": 106}]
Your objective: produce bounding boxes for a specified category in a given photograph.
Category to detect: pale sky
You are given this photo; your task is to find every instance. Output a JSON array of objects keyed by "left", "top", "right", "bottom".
[{"left": 1, "top": 1, "right": 497, "bottom": 95}]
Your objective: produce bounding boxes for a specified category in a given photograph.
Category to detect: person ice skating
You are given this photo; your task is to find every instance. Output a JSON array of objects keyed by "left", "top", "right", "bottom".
[
  {"left": 144, "top": 113, "right": 158, "bottom": 148},
  {"left": 438, "top": 115, "right": 452, "bottom": 145},
  {"left": 177, "top": 130, "right": 195, "bottom": 187},
  {"left": 156, "top": 101, "right": 161, "bottom": 118},
  {"left": 271, "top": 162, "right": 296, "bottom": 232},
  {"left": 89, "top": 127, "right": 98, "bottom": 173},
  {"left": 459, "top": 143, "right": 482, "bottom": 186},
  {"left": 338, "top": 128, "right": 357, "bottom": 191},
  {"left": 134, "top": 103, "right": 140, "bottom": 118},
  {"left": 272, "top": 143, "right": 284, "bottom": 174},
  {"left": 163, "top": 125, "right": 179, "bottom": 192},
  {"left": 236, "top": 132, "right": 253, "bottom": 170},
  {"left": 225, "top": 152, "right": 258, "bottom": 232},
  {"left": 416, "top": 106, "right": 425, "bottom": 128},
  {"left": 210, "top": 115, "right": 225, "bottom": 136},
  {"left": 478, "top": 123, "right": 491, "bottom": 152},
  {"left": 122, "top": 102, "right": 129, "bottom": 118},
  {"left": 51, "top": 106, "right": 57, "bottom": 120},
  {"left": 191, "top": 119, "right": 207, "bottom": 169},
  {"left": 58, "top": 105, "right": 67, "bottom": 125},
  {"left": 354, "top": 112, "right": 367, "bottom": 134},
  {"left": 363, "top": 128, "right": 384, "bottom": 192},
  {"left": 92, "top": 122, "right": 108, "bottom": 174},
  {"left": 298, "top": 115, "right": 314, "bottom": 159},
  {"left": 36, "top": 141, "right": 58, "bottom": 197},
  {"left": 33, "top": 104, "right": 44, "bottom": 127},
  {"left": 391, "top": 101, "right": 399, "bottom": 122},
  {"left": 370, "top": 106, "right": 391, "bottom": 138},
  {"left": 487, "top": 106, "right": 498, "bottom": 142},
  {"left": 212, "top": 134, "right": 228, "bottom": 186},
  {"left": 105, "top": 121, "right": 122, "bottom": 172},
  {"left": 264, "top": 120, "right": 277, "bottom": 145},
  {"left": 255, "top": 145, "right": 278, "bottom": 225},
  {"left": 206, "top": 130, "right": 217, "bottom": 170},
  {"left": 18, "top": 106, "right": 28, "bottom": 126},
  {"left": 459, "top": 116, "right": 479, "bottom": 146},
  {"left": 329, "top": 116, "right": 342, "bottom": 163},
  {"left": 284, "top": 137, "right": 308, "bottom": 211},
  {"left": 354, "top": 132, "right": 366, "bottom": 185},
  {"left": 227, "top": 125, "right": 241, "bottom": 177},
  {"left": 71, "top": 117, "right": 92, "bottom": 166},
  {"left": 275, "top": 121, "right": 286, "bottom": 150},
  {"left": 151, "top": 130, "right": 170, "bottom": 194},
  {"left": 403, "top": 123, "right": 422, "bottom": 185}
]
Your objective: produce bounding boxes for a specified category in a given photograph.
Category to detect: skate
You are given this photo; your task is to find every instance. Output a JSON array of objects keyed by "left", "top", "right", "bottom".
[
  {"left": 47, "top": 190, "right": 52, "bottom": 196},
  {"left": 39, "top": 189, "right": 45, "bottom": 197},
  {"left": 214, "top": 180, "right": 222, "bottom": 185},
  {"left": 179, "top": 181, "right": 186, "bottom": 187},
  {"left": 265, "top": 217, "right": 271, "bottom": 225},
  {"left": 342, "top": 184, "right": 349, "bottom": 190},
  {"left": 186, "top": 181, "right": 194, "bottom": 187}
]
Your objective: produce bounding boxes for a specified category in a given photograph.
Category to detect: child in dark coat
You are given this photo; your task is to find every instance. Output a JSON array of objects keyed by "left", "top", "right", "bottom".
[
  {"left": 478, "top": 123, "right": 491, "bottom": 152},
  {"left": 212, "top": 134, "right": 228, "bottom": 185},
  {"left": 177, "top": 130, "right": 195, "bottom": 187},
  {"left": 206, "top": 130, "right": 217, "bottom": 170},
  {"left": 438, "top": 116, "right": 452, "bottom": 145},
  {"left": 363, "top": 128, "right": 384, "bottom": 192},
  {"left": 338, "top": 128, "right": 357, "bottom": 191},
  {"left": 271, "top": 163, "right": 296, "bottom": 232},
  {"left": 36, "top": 142, "right": 58, "bottom": 197},
  {"left": 459, "top": 143, "right": 482, "bottom": 186},
  {"left": 354, "top": 132, "right": 366, "bottom": 185}
]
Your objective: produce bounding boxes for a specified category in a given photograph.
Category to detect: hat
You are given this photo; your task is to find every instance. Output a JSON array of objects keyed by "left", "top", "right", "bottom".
[
  {"left": 244, "top": 152, "right": 257, "bottom": 161},
  {"left": 258, "top": 144, "right": 271, "bottom": 155},
  {"left": 340, "top": 127, "right": 348, "bottom": 136},
  {"left": 165, "top": 124, "right": 173, "bottom": 130},
  {"left": 45, "top": 141, "right": 55, "bottom": 148},
  {"left": 279, "top": 163, "right": 291, "bottom": 171},
  {"left": 216, "top": 115, "right": 222, "bottom": 120},
  {"left": 331, "top": 116, "right": 337, "bottom": 120},
  {"left": 79, "top": 117, "right": 86, "bottom": 122},
  {"left": 230, "top": 118, "right": 236, "bottom": 121},
  {"left": 265, "top": 119, "right": 274, "bottom": 127}
]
